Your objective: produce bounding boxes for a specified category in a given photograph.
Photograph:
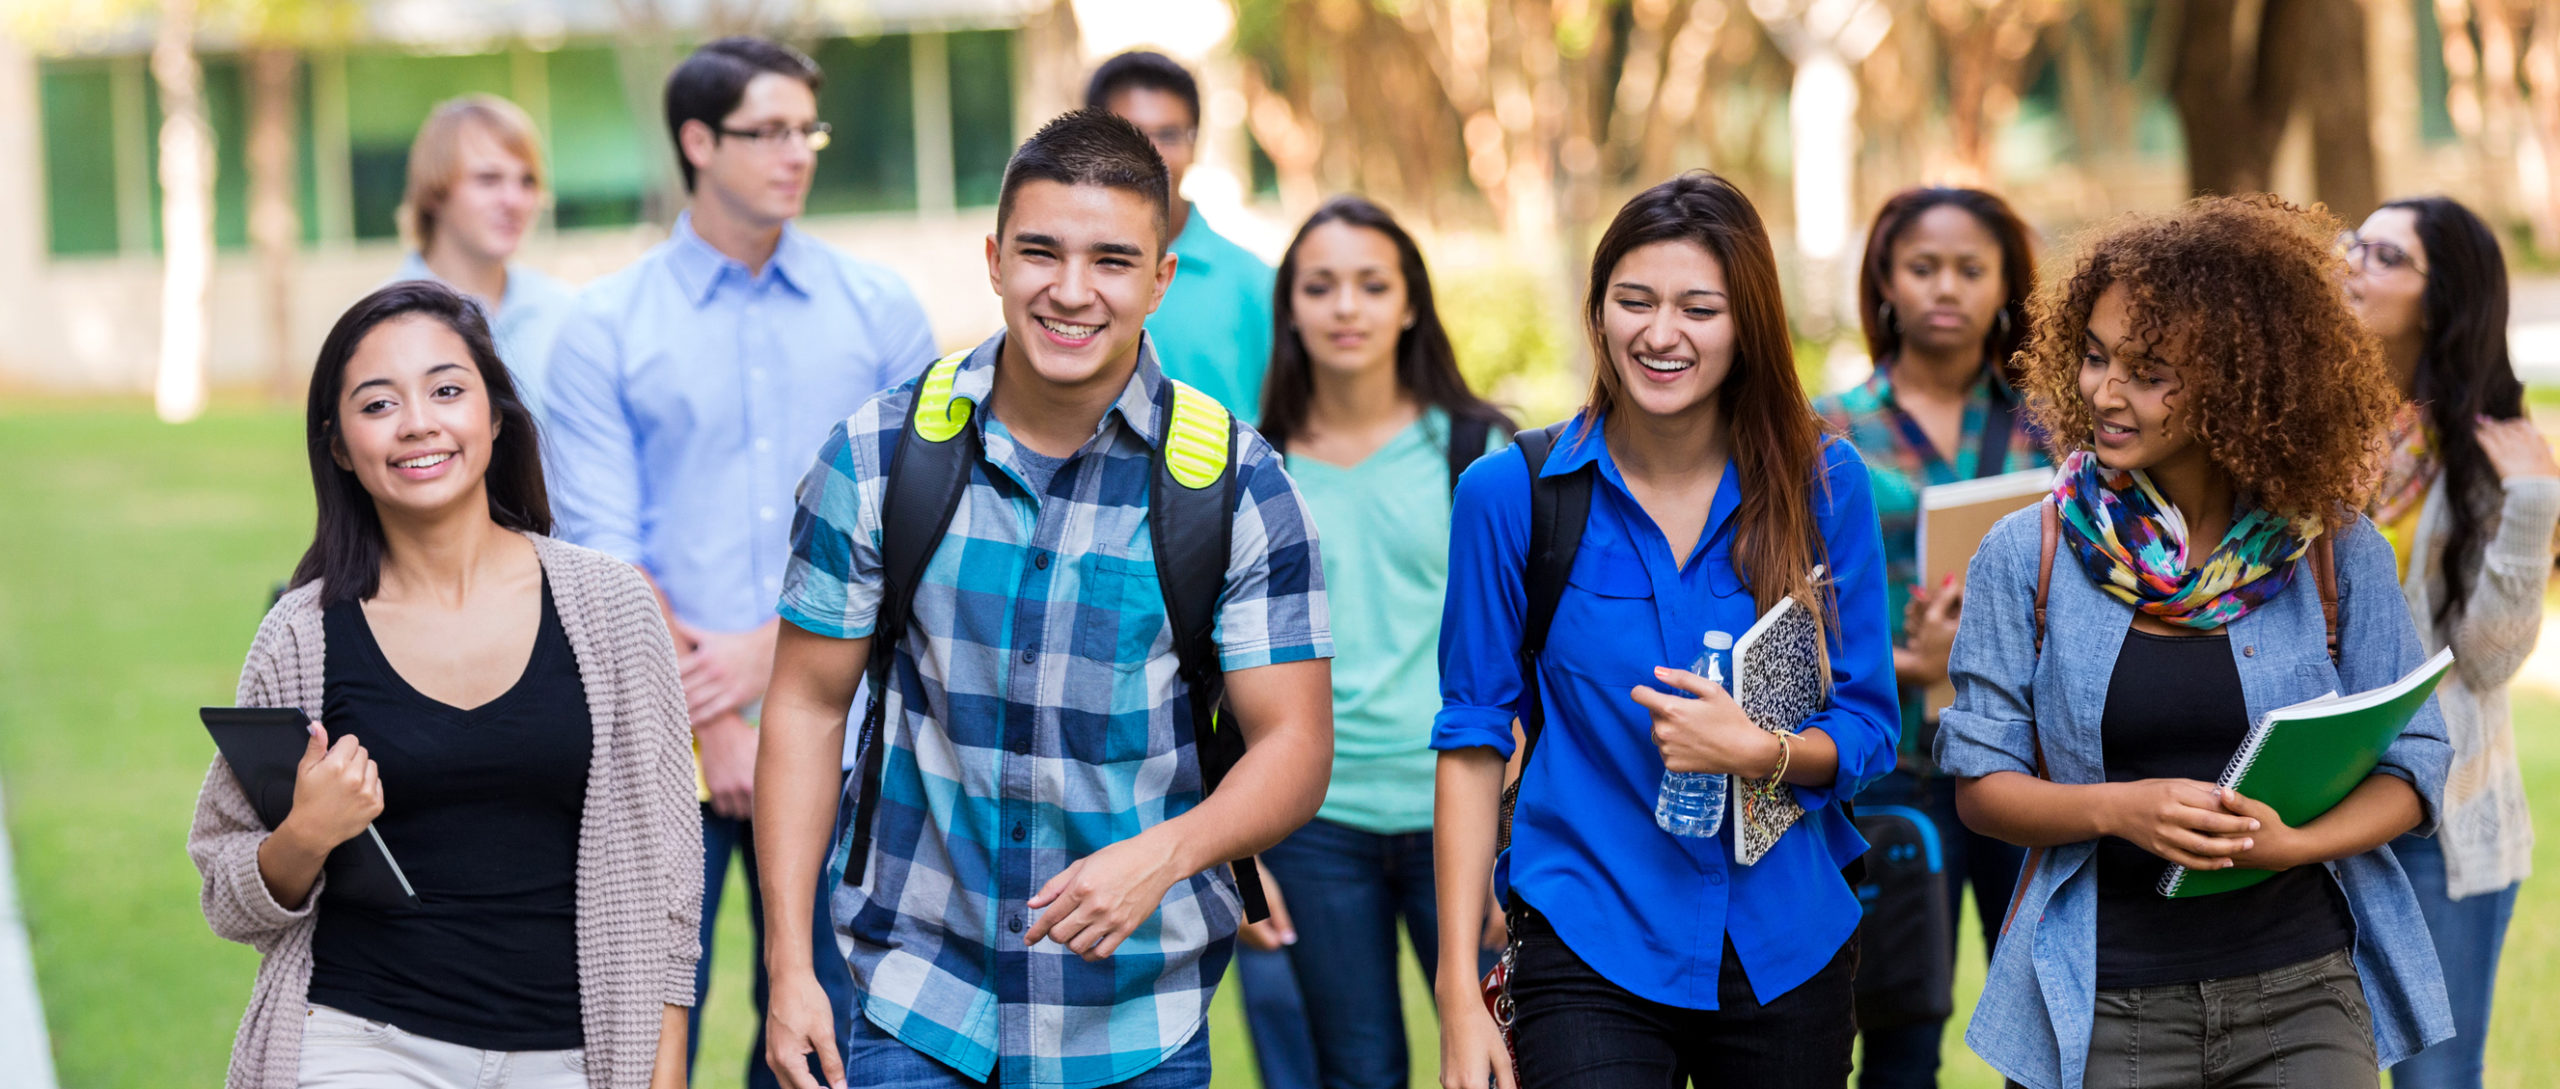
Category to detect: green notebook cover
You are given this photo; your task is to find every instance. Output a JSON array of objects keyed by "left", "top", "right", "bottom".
[{"left": 2158, "top": 646, "right": 2454, "bottom": 898}]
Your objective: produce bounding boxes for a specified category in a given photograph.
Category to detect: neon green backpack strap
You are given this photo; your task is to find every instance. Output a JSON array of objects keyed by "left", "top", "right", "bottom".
[
  {"left": 1161, "top": 379, "right": 1232, "bottom": 489},
  {"left": 910, "top": 349, "right": 975, "bottom": 442}
]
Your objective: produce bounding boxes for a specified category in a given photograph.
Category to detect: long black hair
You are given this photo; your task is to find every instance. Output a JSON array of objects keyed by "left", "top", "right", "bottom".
[
  {"left": 2385, "top": 195, "right": 2527, "bottom": 627},
  {"left": 290, "top": 281, "right": 551, "bottom": 606},
  {"left": 1856, "top": 186, "right": 2037, "bottom": 381},
  {"left": 1259, "top": 194, "right": 1510, "bottom": 449}
]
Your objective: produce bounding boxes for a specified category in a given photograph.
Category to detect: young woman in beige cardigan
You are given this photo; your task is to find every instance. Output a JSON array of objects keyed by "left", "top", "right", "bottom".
[{"left": 188, "top": 281, "right": 701, "bottom": 1089}]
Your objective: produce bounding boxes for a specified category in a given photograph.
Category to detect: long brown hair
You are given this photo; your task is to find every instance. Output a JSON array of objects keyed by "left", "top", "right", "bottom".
[
  {"left": 1579, "top": 172, "right": 1832, "bottom": 628},
  {"left": 1856, "top": 186, "right": 2037, "bottom": 380},
  {"left": 1260, "top": 194, "right": 1511, "bottom": 448}
]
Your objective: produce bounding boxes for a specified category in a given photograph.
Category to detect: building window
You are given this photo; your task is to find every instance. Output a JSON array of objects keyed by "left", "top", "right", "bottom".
[
  {"left": 809, "top": 35, "right": 920, "bottom": 213},
  {"left": 948, "top": 30, "right": 1015, "bottom": 208},
  {"left": 38, "top": 61, "right": 119, "bottom": 257},
  {"left": 545, "top": 46, "right": 649, "bottom": 230}
]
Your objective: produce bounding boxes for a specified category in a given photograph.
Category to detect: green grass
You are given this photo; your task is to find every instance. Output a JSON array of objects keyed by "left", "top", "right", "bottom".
[{"left": 1, "top": 399, "right": 2554, "bottom": 1087}]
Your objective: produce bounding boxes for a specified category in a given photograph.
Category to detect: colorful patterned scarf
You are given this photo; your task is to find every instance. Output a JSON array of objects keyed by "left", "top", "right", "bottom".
[
  {"left": 2049, "top": 449, "right": 2320, "bottom": 630},
  {"left": 2370, "top": 401, "right": 2439, "bottom": 528}
]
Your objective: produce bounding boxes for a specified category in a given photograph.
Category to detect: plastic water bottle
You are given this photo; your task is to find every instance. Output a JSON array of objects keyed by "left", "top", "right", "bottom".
[{"left": 1655, "top": 631, "right": 1734, "bottom": 838}]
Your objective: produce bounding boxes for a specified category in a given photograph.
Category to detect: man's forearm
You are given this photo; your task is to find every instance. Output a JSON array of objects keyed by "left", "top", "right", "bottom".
[
  {"left": 754, "top": 628, "right": 870, "bottom": 977},
  {"left": 1153, "top": 719, "right": 1330, "bottom": 878}
]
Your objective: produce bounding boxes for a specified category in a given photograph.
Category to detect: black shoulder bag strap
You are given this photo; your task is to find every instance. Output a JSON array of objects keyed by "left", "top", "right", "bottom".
[
  {"left": 1974, "top": 379, "right": 2017, "bottom": 479},
  {"left": 1149, "top": 384, "right": 1271, "bottom": 922},
  {"left": 844, "top": 389, "right": 979, "bottom": 889},
  {"left": 1447, "top": 414, "right": 1495, "bottom": 494},
  {"left": 1499, "top": 420, "right": 1593, "bottom": 851}
]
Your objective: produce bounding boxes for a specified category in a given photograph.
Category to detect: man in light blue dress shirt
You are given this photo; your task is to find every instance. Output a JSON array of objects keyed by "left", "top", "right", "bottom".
[
  {"left": 386, "top": 94, "right": 578, "bottom": 422},
  {"left": 543, "top": 37, "right": 935, "bottom": 1089}
]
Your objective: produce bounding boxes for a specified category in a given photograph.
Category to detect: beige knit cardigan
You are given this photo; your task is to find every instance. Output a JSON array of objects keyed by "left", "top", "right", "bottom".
[{"left": 187, "top": 534, "right": 703, "bottom": 1089}]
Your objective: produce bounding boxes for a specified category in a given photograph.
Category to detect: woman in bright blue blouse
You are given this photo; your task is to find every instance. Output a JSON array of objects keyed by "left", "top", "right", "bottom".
[{"left": 1431, "top": 173, "right": 1899, "bottom": 1089}]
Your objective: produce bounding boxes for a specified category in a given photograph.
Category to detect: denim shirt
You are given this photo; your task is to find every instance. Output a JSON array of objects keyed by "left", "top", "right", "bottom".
[{"left": 1935, "top": 506, "right": 2453, "bottom": 1089}]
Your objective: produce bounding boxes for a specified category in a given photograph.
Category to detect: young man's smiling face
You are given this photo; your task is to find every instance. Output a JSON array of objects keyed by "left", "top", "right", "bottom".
[{"left": 986, "top": 179, "right": 1177, "bottom": 394}]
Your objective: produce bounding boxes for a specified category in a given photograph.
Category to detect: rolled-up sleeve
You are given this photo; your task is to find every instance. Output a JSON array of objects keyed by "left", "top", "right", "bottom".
[
  {"left": 543, "top": 304, "right": 646, "bottom": 563},
  {"left": 1433, "top": 448, "right": 1532, "bottom": 757},
  {"left": 778, "top": 419, "right": 883, "bottom": 640},
  {"left": 1789, "top": 442, "right": 1900, "bottom": 810},
  {"left": 2336, "top": 519, "right": 2452, "bottom": 835},
  {"left": 1935, "top": 511, "right": 2044, "bottom": 781}
]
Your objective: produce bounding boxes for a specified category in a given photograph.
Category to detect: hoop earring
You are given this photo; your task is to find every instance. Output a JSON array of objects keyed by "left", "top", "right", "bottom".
[
  {"left": 1993, "top": 307, "right": 2012, "bottom": 343},
  {"left": 1876, "top": 301, "right": 1899, "bottom": 334}
]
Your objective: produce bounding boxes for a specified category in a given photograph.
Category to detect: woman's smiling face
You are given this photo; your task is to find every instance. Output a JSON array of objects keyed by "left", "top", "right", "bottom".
[
  {"left": 2078, "top": 283, "right": 2193, "bottom": 472},
  {"left": 1599, "top": 238, "right": 1737, "bottom": 422}
]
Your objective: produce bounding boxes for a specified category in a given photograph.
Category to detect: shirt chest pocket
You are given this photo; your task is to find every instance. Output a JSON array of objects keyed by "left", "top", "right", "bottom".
[
  {"left": 1073, "top": 553, "right": 1167, "bottom": 675},
  {"left": 1548, "top": 544, "right": 1660, "bottom": 685}
]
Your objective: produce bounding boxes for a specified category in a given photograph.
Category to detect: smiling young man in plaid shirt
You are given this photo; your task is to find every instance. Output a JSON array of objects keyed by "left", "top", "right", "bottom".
[{"left": 751, "top": 109, "right": 1335, "bottom": 1089}]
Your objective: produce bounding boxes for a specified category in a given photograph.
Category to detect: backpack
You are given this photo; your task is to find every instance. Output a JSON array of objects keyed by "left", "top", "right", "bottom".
[
  {"left": 1846, "top": 804, "right": 1954, "bottom": 1028},
  {"left": 1997, "top": 500, "right": 2338, "bottom": 935},
  {"left": 842, "top": 356, "right": 1495, "bottom": 924}
]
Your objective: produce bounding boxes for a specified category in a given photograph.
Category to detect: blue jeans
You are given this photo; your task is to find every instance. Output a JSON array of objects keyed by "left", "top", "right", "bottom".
[
  {"left": 1852, "top": 769, "right": 2026, "bottom": 1089},
  {"left": 837, "top": 1005, "right": 1212, "bottom": 1089},
  {"left": 1235, "top": 945, "right": 1317, "bottom": 1089},
  {"left": 693, "top": 808, "right": 861, "bottom": 1089},
  {"left": 2388, "top": 833, "right": 2518, "bottom": 1089},
  {"left": 1255, "top": 819, "right": 1495, "bottom": 1089}
]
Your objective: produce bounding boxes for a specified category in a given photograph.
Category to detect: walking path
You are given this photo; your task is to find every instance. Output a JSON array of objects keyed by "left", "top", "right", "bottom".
[{"left": 0, "top": 779, "right": 59, "bottom": 1088}]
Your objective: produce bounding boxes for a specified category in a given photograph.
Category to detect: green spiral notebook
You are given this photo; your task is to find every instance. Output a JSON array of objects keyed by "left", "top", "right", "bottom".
[{"left": 2158, "top": 646, "right": 2454, "bottom": 898}]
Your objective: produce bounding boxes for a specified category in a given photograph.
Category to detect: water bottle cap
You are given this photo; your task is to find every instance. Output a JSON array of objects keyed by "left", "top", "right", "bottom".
[{"left": 1703, "top": 630, "right": 1734, "bottom": 650}]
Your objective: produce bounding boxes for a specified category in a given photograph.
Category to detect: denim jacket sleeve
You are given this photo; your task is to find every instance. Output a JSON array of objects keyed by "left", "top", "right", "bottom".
[
  {"left": 1934, "top": 507, "right": 2045, "bottom": 780},
  {"left": 2333, "top": 517, "right": 2454, "bottom": 835}
]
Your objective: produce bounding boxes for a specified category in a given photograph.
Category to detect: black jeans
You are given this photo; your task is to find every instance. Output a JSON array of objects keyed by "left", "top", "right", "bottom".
[{"left": 1509, "top": 908, "right": 1859, "bottom": 1089}]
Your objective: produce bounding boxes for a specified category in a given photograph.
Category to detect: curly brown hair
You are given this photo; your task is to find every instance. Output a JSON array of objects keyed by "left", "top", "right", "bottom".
[{"left": 2017, "top": 195, "right": 2395, "bottom": 524}]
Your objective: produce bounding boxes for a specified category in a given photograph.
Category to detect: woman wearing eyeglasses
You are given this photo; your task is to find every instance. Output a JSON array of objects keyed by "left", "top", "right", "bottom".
[{"left": 2341, "top": 197, "right": 2559, "bottom": 1089}]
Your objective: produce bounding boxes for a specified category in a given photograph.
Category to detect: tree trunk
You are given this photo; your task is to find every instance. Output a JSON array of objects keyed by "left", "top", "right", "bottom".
[
  {"left": 247, "top": 46, "right": 302, "bottom": 403},
  {"left": 2302, "top": 1, "right": 2378, "bottom": 221},
  {"left": 153, "top": 0, "right": 212, "bottom": 423},
  {"left": 2170, "top": 0, "right": 2315, "bottom": 198}
]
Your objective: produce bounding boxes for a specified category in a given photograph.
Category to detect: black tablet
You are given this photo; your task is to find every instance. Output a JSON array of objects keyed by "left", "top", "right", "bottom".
[{"left": 200, "top": 707, "right": 419, "bottom": 909}]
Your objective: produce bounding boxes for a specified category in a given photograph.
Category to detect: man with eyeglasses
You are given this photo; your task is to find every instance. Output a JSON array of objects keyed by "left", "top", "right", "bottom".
[
  {"left": 1089, "top": 51, "right": 1279, "bottom": 422},
  {"left": 545, "top": 34, "right": 936, "bottom": 1089}
]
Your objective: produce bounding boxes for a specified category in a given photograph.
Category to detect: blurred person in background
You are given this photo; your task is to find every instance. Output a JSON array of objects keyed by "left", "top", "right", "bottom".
[
  {"left": 2343, "top": 195, "right": 2560, "bottom": 1089},
  {"left": 390, "top": 95, "right": 578, "bottom": 423},
  {"left": 1090, "top": 50, "right": 1278, "bottom": 421},
  {"left": 543, "top": 35, "right": 936, "bottom": 1089},
  {"left": 1089, "top": 48, "right": 1309, "bottom": 1089},
  {"left": 190, "top": 281, "right": 699, "bottom": 1089},
  {"left": 1811, "top": 186, "right": 2045, "bottom": 1089},
  {"left": 1254, "top": 194, "right": 1512, "bottom": 1089}
]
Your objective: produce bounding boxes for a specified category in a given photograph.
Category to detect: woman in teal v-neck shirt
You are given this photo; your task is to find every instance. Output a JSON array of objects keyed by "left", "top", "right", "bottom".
[{"left": 1254, "top": 195, "right": 1514, "bottom": 1089}]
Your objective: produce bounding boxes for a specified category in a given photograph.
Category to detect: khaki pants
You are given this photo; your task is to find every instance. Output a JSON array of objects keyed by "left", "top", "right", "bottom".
[
  {"left": 2080, "top": 949, "right": 2379, "bottom": 1089},
  {"left": 297, "top": 1005, "right": 588, "bottom": 1089}
]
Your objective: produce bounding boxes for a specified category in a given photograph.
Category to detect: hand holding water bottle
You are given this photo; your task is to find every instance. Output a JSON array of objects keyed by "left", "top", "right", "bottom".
[{"left": 1633, "top": 631, "right": 1779, "bottom": 837}]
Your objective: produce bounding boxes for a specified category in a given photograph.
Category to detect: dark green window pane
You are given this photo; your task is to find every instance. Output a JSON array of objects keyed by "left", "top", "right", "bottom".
[
  {"left": 548, "top": 46, "right": 647, "bottom": 229},
  {"left": 142, "top": 55, "right": 252, "bottom": 251},
  {"left": 38, "top": 62, "right": 118, "bottom": 256},
  {"left": 948, "top": 30, "right": 1014, "bottom": 208},
  {"left": 808, "top": 36, "right": 917, "bottom": 214}
]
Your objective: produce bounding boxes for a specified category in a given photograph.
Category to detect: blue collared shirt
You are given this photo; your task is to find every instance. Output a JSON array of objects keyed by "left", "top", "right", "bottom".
[
  {"left": 389, "top": 252, "right": 578, "bottom": 422},
  {"left": 1144, "top": 209, "right": 1274, "bottom": 422},
  {"left": 1433, "top": 420, "right": 1900, "bottom": 1009},
  {"left": 777, "top": 330, "right": 1331, "bottom": 1089},
  {"left": 543, "top": 212, "right": 937, "bottom": 633},
  {"left": 1936, "top": 508, "right": 2453, "bottom": 1089}
]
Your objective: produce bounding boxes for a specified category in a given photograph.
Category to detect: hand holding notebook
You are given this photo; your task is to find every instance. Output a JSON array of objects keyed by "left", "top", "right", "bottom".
[
  {"left": 2157, "top": 647, "right": 2454, "bottom": 898},
  {"left": 201, "top": 706, "right": 419, "bottom": 908}
]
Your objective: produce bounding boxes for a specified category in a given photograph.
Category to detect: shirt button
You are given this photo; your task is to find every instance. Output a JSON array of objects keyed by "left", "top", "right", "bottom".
[
  {"left": 1021, "top": 649, "right": 1036, "bottom": 664},
  {"left": 1011, "top": 823, "right": 1026, "bottom": 843},
  {"left": 2243, "top": 645, "right": 2256, "bottom": 657},
  {"left": 760, "top": 506, "right": 778, "bottom": 521},
  {"left": 750, "top": 367, "right": 767, "bottom": 381},
  {"left": 1008, "top": 914, "right": 1024, "bottom": 934},
  {"left": 755, "top": 437, "right": 772, "bottom": 453},
  {"left": 1034, "top": 552, "right": 1050, "bottom": 570},
  {"left": 1706, "top": 871, "right": 1726, "bottom": 887}
]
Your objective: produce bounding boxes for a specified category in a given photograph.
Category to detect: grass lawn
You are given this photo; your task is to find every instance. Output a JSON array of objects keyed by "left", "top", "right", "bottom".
[{"left": 2, "top": 399, "right": 2554, "bottom": 1088}]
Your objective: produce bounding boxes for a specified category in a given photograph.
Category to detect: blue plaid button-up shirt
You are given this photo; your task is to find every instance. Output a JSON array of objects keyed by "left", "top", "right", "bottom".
[{"left": 777, "top": 330, "right": 1331, "bottom": 1089}]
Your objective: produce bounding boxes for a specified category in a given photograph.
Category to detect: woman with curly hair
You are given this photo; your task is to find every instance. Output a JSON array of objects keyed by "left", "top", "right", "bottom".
[
  {"left": 1934, "top": 196, "right": 2453, "bottom": 1089},
  {"left": 2342, "top": 195, "right": 2558, "bottom": 1089}
]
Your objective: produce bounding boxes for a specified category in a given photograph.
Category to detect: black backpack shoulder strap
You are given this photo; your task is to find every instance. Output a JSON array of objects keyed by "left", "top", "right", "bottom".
[
  {"left": 1150, "top": 379, "right": 1272, "bottom": 922},
  {"left": 1446, "top": 413, "right": 1494, "bottom": 494},
  {"left": 844, "top": 351, "right": 978, "bottom": 889},
  {"left": 1514, "top": 419, "right": 1593, "bottom": 763}
]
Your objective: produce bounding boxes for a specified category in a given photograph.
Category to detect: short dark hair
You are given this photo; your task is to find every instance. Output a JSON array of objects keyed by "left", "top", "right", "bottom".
[
  {"left": 663, "top": 36, "right": 824, "bottom": 193},
  {"left": 996, "top": 109, "right": 1172, "bottom": 251},
  {"left": 292, "top": 282, "right": 551, "bottom": 607},
  {"left": 1085, "top": 51, "right": 1200, "bottom": 127}
]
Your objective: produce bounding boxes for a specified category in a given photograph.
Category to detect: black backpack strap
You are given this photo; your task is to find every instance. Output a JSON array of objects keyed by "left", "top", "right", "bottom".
[
  {"left": 1497, "top": 421, "right": 1592, "bottom": 852},
  {"left": 1151, "top": 380, "right": 1270, "bottom": 922},
  {"left": 1447, "top": 414, "right": 1494, "bottom": 494},
  {"left": 844, "top": 356, "right": 980, "bottom": 889},
  {"left": 1974, "top": 379, "right": 2018, "bottom": 478}
]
